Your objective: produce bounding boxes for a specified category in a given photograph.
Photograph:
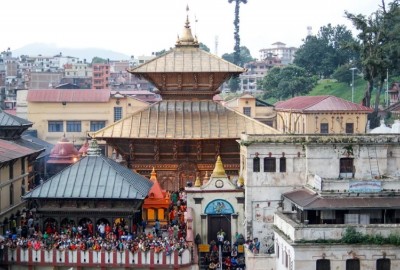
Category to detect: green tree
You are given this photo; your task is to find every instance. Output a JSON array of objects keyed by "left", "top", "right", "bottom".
[
  {"left": 345, "top": 0, "right": 400, "bottom": 127},
  {"left": 222, "top": 46, "right": 255, "bottom": 65},
  {"left": 259, "top": 65, "right": 318, "bottom": 100},
  {"left": 228, "top": 0, "right": 248, "bottom": 66},
  {"left": 332, "top": 64, "right": 354, "bottom": 84},
  {"left": 294, "top": 24, "right": 358, "bottom": 78},
  {"left": 199, "top": 42, "right": 210, "bottom": 52},
  {"left": 91, "top": 57, "right": 107, "bottom": 64}
]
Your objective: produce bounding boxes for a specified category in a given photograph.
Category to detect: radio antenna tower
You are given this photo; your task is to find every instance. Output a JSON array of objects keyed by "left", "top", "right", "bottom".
[{"left": 215, "top": 36, "right": 219, "bottom": 56}]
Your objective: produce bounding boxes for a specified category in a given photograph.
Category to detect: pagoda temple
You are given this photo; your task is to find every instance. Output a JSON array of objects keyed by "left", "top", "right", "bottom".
[{"left": 93, "top": 13, "right": 278, "bottom": 190}]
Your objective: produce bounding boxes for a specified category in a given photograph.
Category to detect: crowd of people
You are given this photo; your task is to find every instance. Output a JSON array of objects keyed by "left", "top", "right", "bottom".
[
  {"left": 0, "top": 191, "right": 192, "bottom": 262},
  {"left": 0, "top": 216, "right": 189, "bottom": 257}
]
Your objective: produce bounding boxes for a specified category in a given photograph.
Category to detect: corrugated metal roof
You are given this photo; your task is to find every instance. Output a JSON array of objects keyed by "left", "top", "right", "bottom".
[
  {"left": 0, "top": 109, "right": 32, "bottom": 127},
  {"left": 93, "top": 100, "right": 279, "bottom": 140},
  {"left": 21, "top": 135, "right": 54, "bottom": 159},
  {"left": 23, "top": 155, "right": 153, "bottom": 200},
  {"left": 129, "top": 47, "right": 245, "bottom": 74},
  {"left": 283, "top": 188, "right": 400, "bottom": 210},
  {"left": 12, "top": 138, "right": 46, "bottom": 159},
  {"left": 0, "top": 139, "right": 40, "bottom": 162},
  {"left": 275, "top": 96, "right": 373, "bottom": 112},
  {"left": 27, "top": 89, "right": 111, "bottom": 103}
]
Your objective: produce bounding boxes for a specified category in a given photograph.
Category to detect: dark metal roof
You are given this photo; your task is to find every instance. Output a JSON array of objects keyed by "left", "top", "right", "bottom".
[
  {"left": 19, "top": 135, "right": 53, "bottom": 159},
  {"left": 23, "top": 155, "right": 153, "bottom": 200},
  {"left": 0, "top": 109, "right": 32, "bottom": 127},
  {"left": 0, "top": 139, "right": 40, "bottom": 163},
  {"left": 283, "top": 188, "right": 400, "bottom": 210}
]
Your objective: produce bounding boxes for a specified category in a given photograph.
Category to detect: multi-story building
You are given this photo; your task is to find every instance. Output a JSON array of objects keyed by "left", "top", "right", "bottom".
[
  {"left": 29, "top": 72, "right": 63, "bottom": 89},
  {"left": 259, "top": 42, "right": 297, "bottom": 65},
  {"left": 223, "top": 93, "right": 276, "bottom": 127},
  {"left": 64, "top": 60, "right": 92, "bottom": 78},
  {"left": 239, "top": 55, "right": 282, "bottom": 93},
  {"left": 240, "top": 131, "right": 400, "bottom": 270},
  {"left": 275, "top": 96, "right": 373, "bottom": 134},
  {"left": 26, "top": 89, "right": 150, "bottom": 155},
  {"left": 0, "top": 109, "right": 44, "bottom": 235},
  {"left": 92, "top": 63, "right": 110, "bottom": 89}
]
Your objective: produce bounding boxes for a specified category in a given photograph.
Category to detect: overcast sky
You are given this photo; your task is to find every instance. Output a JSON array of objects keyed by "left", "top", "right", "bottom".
[{"left": 2, "top": 0, "right": 383, "bottom": 59}]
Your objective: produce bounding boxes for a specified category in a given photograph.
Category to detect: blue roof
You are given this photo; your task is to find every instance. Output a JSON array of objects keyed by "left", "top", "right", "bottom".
[{"left": 24, "top": 155, "right": 153, "bottom": 200}]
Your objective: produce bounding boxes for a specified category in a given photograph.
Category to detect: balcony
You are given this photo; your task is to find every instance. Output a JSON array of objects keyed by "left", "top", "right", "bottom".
[{"left": 274, "top": 211, "right": 400, "bottom": 242}]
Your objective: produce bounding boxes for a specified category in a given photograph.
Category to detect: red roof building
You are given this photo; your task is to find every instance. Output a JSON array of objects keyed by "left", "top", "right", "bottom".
[{"left": 275, "top": 96, "right": 373, "bottom": 134}]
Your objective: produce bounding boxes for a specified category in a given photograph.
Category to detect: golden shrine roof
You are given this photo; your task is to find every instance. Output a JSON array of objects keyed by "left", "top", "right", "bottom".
[
  {"left": 92, "top": 100, "right": 279, "bottom": 140},
  {"left": 128, "top": 47, "right": 245, "bottom": 74}
]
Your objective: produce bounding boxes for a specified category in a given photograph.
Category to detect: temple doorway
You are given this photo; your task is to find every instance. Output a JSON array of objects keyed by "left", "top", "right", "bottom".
[
  {"left": 207, "top": 215, "right": 231, "bottom": 244},
  {"left": 177, "top": 162, "right": 197, "bottom": 189}
]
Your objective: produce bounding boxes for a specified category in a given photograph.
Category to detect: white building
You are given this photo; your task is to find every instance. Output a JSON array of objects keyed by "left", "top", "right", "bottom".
[
  {"left": 259, "top": 42, "right": 297, "bottom": 65},
  {"left": 240, "top": 133, "right": 400, "bottom": 270}
]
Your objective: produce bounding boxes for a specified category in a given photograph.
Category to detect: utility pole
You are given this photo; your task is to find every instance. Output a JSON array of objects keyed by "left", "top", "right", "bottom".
[{"left": 350, "top": 67, "right": 357, "bottom": 103}]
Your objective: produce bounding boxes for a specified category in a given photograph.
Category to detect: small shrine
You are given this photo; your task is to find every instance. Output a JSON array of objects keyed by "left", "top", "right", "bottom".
[
  {"left": 142, "top": 168, "right": 170, "bottom": 225},
  {"left": 47, "top": 135, "right": 80, "bottom": 177}
]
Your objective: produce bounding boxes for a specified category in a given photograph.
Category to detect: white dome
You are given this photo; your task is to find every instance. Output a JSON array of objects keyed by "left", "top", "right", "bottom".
[
  {"left": 391, "top": 119, "right": 400, "bottom": 133},
  {"left": 370, "top": 120, "right": 392, "bottom": 134}
]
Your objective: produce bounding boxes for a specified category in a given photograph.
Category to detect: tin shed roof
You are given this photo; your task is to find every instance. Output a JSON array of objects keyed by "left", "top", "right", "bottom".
[{"left": 24, "top": 155, "right": 153, "bottom": 200}]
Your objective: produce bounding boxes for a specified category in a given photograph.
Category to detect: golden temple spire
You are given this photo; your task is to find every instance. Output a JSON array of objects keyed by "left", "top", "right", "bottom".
[
  {"left": 211, "top": 156, "right": 227, "bottom": 178},
  {"left": 203, "top": 171, "right": 209, "bottom": 185},
  {"left": 175, "top": 5, "right": 199, "bottom": 48},
  {"left": 194, "top": 175, "right": 201, "bottom": 187},
  {"left": 150, "top": 167, "right": 157, "bottom": 182}
]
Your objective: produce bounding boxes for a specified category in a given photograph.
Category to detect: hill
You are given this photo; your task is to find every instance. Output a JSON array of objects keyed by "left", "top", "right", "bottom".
[
  {"left": 12, "top": 43, "right": 130, "bottom": 61},
  {"left": 308, "top": 78, "right": 368, "bottom": 104}
]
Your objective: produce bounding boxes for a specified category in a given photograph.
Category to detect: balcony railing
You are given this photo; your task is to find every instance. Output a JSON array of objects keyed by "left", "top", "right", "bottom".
[
  {"left": 274, "top": 211, "right": 400, "bottom": 242},
  {"left": 2, "top": 246, "right": 191, "bottom": 268}
]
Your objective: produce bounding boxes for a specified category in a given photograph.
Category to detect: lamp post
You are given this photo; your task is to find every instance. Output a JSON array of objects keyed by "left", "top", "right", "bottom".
[{"left": 350, "top": 67, "right": 357, "bottom": 103}]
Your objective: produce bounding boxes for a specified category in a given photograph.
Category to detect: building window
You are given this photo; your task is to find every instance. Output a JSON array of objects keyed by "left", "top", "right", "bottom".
[
  {"left": 114, "top": 107, "right": 122, "bottom": 122},
  {"left": 253, "top": 157, "right": 260, "bottom": 172},
  {"left": 340, "top": 158, "right": 354, "bottom": 173},
  {"left": 66, "top": 121, "right": 82, "bottom": 132},
  {"left": 264, "top": 157, "right": 276, "bottom": 172},
  {"left": 48, "top": 121, "right": 63, "bottom": 132},
  {"left": 346, "top": 259, "right": 360, "bottom": 270},
  {"left": 90, "top": 121, "right": 106, "bottom": 131},
  {"left": 376, "top": 258, "right": 391, "bottom": 270},
  {"left": 280, "top": 157, "right": 286, "bottom": 172},
  {"left": 243, "top": 107, "right": 251, "bottom": 116},
  {"left": 346, "top": 123, "right": 354, "bottom": 134},
  {"left": 316, "top": 259, "right": 330, "bottom": 270},
  {"left": 320, "top": 123, "right": 329, "bottom": 134}
]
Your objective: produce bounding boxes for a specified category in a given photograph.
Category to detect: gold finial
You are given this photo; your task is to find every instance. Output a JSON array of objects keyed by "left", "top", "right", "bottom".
[
  {"left": 211, "top": 156, "right": 227, "bottom": 177},
  {"left": 194, "top": 175, "right": 201, "bottom": 187},
  {"left": 150, "top": 167, "right": 157, "bottom": 181},
  {"left": 238, "top": 174, "right": 245, "bottom": 187},
  {"left": 175, "top": 5, "right": 199, "bottom": 48},
  {"left": 203, "top": 171, "right": 209, "bottom": 185}
]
